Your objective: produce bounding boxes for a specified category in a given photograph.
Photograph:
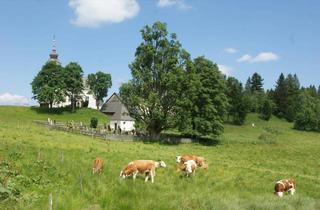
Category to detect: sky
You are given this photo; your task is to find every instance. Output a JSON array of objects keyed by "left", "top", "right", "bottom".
[{"left": 0, "top": 0, "right": 319, "bottom": 105}]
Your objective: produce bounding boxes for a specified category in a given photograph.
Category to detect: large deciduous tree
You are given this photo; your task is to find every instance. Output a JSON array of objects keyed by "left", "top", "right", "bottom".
[
  {"left": 87, "top": 71, "right": 112, "bottom": 109},
  {"left": 119, "top": 21, "right": 187, "bottom": 137},
  {"left": 63, "top": 62, "right": 84, "bottom": 112},
  {"left": 176, "top": 57, "right": 228, "bottom": 137},
  {"left": 31, "top": 61, "right": 65, "bottom": 108}
]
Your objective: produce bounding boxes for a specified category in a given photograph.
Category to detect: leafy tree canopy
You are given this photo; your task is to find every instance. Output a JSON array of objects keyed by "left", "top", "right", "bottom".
[
  {"left": 31, "top": 61, "right": 65, "bottom": 108},
  {"left": 87, "top": 71, "right": 112, "bottom": 109}
]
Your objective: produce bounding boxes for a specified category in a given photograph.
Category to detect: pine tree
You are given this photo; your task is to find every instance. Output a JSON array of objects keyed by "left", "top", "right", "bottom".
[
  {"left": 285, "top": 74, "right": 300, "bottom": 121},
  {"left": 250, "top": 72, "right": 264, "bottom": 92},
  {"left": 245, "top": 77, "right": 251, "bottom": 92},
  {"left": 226, "top": 77, "right": 247, "bottom": 125},
  {"left": 273, "top": 73, "right": 288, "bottom": 118},
  {"left": 260, "top": 99, "right": 273, "bottom": 121}
]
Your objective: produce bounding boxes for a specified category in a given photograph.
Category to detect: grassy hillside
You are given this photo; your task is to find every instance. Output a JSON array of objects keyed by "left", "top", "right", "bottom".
[
  {"left": 0, "top": 106, "right": 108, "bottom": 124},
  {"left": 0, "top": 106, "right": 319, "bottom": 210}
]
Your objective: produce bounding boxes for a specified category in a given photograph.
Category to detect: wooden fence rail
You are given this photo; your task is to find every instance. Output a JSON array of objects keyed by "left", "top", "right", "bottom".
[{"left": 33, "top": 120, "right": 194, "bottom": 143}]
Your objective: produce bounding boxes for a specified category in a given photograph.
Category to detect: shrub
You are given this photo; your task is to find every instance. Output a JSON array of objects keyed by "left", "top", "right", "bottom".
[
  {"left": 258, "top": 127, "right": 280, "bottom": 144},
  {"left": 260, "top": 99, "right": 273, "bottom": 121},
  {"left": 293, "top": 92, "right": 320, "bottom": 132},
  {"left": 90, "top": 117, "right": 98, "bottom": 128}
]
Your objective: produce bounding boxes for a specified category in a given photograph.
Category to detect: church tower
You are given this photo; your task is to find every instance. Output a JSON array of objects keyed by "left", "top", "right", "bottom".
[{"left": 48, "top": 35, "right": 60, "bottom": 64}]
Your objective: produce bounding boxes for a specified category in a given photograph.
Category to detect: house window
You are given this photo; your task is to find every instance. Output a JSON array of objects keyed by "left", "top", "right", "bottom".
[{"left": 123, "top": 122, "right": 126, "bottom": 124}]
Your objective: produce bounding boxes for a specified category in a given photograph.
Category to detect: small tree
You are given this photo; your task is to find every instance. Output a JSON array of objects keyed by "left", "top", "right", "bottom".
[
  {"left": 63, "top": 62, "right": 84, "bottom": 112},
  {"left": 90, "top": 117, "right": 98, "bottom": 128},
  {"left": 87, "top": 71, "right": 112, "bottom": 109},
  {"left": 31, "top": 61, "right": 65, "bottom": 108},
  {"left": 260, "top": 99, "right": 273, "bottom": 121},
  {"left": 294, "top": 91, "right": 320, "bottom": 132}
]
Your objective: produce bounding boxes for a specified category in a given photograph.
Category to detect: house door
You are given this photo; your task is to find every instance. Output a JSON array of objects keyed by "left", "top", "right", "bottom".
[{"left": 114, "top": 123, "right": 117, "bottom": 130}]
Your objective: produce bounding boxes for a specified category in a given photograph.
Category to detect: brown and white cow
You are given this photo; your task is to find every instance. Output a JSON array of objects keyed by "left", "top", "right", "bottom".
[
  {"left": 179, "top": 159, "right": 197, "bottom": 177},
  {"left": 120, "top": 160, "right": 166, "bottom": 183},
  {"left": 176, "top": 155, "right": 208, "bottom": 169},
  {"left": 274, "top": 179, "right": 296, "bottom": 197},
  {"left": 92, "top": 157, "right": 104, "bottom": 174}
]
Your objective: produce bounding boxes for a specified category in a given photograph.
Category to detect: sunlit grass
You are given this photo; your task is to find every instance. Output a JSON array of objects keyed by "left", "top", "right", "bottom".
[{"left": 0, "top": 107, "right": 319, "bottom": 209}]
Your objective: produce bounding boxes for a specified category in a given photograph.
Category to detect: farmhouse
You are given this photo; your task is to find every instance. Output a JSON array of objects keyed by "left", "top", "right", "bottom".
[{"left": 100, "top": 93, "right": 135, "bottom": 132}]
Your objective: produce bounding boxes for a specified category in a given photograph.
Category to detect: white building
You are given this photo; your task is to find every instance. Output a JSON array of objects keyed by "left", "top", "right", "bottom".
[
  {"left": 100, "top": 93, "right": 135, "bottom": 132},
  {"left": 47, "top": 37, "right": 99, "bottom": 109}
]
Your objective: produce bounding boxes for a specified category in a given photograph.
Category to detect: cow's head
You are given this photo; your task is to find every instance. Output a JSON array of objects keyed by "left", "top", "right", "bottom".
[
  {"left": 119, "top": 171, "right": 126, "bottom": 179},
  {"left": 158, "top": 160, "right": 167, "bottom": 168},
  {"left": 176, "top": 156, "right": 182, "bottom": 163}
]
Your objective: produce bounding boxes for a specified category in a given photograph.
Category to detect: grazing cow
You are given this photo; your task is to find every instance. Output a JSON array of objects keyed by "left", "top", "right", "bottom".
[
  {"left": 179, "top": 160, "right": 197, "bottom": 177},
  {"left": 92, "top": 157, "right": 104, "bottom": 174},
  {"left": 120, "top": 160, "right": 166, "bottom": 183},
  {"left": 176, "top": 155, "right": 208, "bottom": 169},
  {"left": 274, "top": 179, "right": 296, "bottom": 197}
]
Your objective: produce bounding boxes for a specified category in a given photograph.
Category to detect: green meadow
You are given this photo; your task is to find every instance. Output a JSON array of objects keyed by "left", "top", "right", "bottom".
[{"left": 0, "top": 106, "right": 319, "bottom": 210}]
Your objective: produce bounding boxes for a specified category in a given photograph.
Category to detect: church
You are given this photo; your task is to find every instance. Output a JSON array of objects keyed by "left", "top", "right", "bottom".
[{"left": 47, "top": 37, "right": 99, "bottom": 110}]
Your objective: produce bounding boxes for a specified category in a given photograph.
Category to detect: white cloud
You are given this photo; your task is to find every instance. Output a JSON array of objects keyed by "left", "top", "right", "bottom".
[
  {"left": 0, "top": 93, "right": 29, "bottom": 105},
  {"left": 69, "top": 0, "right": 140, "bottom": 27},
  {"left": 224, "top": 48, "right": 237, "bottom": 54},
  {"left": 218, "top": 64, "right": 231, "bottom": 75},
  {"left": 237, "top": 54, "right": 253, "bottom": 62},
  {"left": 237, "top": 52, "right": 279, "bottom": 63},
  {"left": 157, "top": 0, "right": 191, "bottom": 10}
]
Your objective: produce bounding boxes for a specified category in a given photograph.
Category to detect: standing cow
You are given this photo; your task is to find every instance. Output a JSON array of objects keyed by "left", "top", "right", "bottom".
[
  {"left": 92, "top": 157, "right": 104, "bottom": 174},
  {"left": 274, "top": 179, "right": 296, "bottom": 197}
]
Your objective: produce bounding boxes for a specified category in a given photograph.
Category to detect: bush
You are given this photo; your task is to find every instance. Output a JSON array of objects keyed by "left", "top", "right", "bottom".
[
  {"left": 90, "top": 117, "right": 98, "bottom": 128},
  {"left": 293, "top": 92, "right": 320, "bottom": 132},
  {"left": 258, "top": 127, "right": 280, "bottom": 144},
  {"left": 260, "top": 99, "right": 273, "bottom": 121}
]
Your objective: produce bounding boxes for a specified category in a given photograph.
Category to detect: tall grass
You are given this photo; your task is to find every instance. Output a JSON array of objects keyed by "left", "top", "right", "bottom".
[{"left": 0, "top": 107, "right": 319, "bottom": 209}]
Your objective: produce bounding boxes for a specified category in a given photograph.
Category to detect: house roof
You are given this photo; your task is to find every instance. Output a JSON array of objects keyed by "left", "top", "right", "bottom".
[{"left": 100, "top": 93, "right": 134, "bottom": 121}]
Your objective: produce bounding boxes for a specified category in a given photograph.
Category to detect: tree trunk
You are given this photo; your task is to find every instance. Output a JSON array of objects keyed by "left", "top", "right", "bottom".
[
  {"left": 71, "top": 95, "right": 75, "bottom": 113},
  {"left": 96, "top": 99, "right": 100, "bottom": 110}
]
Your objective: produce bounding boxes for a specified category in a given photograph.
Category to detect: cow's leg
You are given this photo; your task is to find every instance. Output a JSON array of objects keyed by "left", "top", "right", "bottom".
[
  {"left": 289, "top": 188, "right": 295, "bottom": 195},
  {"left": 133, "top": 171, "right": 138, "bottom": 180},
  {"left": 145, "top": 174, "right": 149, "bottom": 182},
  {"left": 276, "top": 192, "right": 284, "bottom": 197},
  {"left": 150, "top": 170, "right": 154, "bottom": 183}
]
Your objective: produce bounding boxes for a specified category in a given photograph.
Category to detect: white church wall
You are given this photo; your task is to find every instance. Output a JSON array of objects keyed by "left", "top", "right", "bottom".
[{"left": 110, "top": 120, "right": 135, "bottom": 132}]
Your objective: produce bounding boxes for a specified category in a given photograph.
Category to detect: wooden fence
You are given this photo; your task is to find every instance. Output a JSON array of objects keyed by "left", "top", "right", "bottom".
[{"left": 33, "top": 120, "right": 194, "bottom": 144}]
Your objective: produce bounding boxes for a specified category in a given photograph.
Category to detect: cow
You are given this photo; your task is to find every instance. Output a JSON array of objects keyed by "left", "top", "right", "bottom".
[
  {"left": 176, "top": 155, "right": 208, "bottom": 169},
  {"left": 179, "top": 159, "right": 197, "bottom": 177},
  {"left": 274, "top": 179, "right": 296, "bottom": 197},
  {"left": 120, "top": 160, "right": 166, "bottom": 183},
  {"left": 92, "top": 157, "right": 104, "bottom": 174}
]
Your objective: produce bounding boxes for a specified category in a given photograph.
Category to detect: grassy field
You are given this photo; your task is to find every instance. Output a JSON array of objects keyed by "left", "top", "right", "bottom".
[{"left": 0, "top": 106, "right": 319, "bottom": 210}]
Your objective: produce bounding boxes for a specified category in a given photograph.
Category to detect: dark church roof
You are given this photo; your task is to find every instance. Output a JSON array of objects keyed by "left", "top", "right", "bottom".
[{"left": 100, "top": 93, "right": 134, "bottom": 121}]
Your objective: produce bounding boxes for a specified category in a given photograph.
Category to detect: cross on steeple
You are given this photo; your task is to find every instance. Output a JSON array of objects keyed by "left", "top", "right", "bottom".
[{"left": 48, "top": 35, "right": 60, "bottom": 64}]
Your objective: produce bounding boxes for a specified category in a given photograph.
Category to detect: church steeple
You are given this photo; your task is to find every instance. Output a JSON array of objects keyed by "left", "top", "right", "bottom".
[{"left": 48, "top": 35, "right": 60, "bottom": 64}]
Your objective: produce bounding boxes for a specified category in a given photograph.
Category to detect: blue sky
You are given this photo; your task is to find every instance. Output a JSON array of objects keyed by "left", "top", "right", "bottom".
[{"left": 0, "top": 0, "right": 319, "bottom": 105}]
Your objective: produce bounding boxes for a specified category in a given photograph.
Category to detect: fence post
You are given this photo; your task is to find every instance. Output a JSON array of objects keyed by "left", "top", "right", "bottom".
[
  {"left": 79, "top": 173, "right": 84, "bottom": 194},
  {"left": 49, "top": 193, "right": 53, "bottom": 210}
]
